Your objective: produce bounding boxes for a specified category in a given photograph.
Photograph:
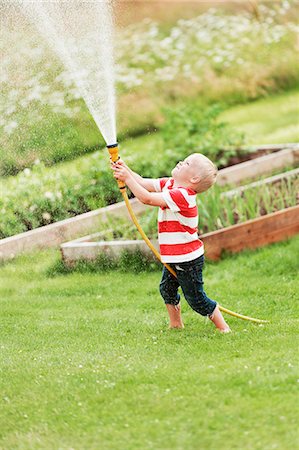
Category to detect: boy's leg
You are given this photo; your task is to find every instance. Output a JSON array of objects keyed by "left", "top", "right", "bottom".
[
  {"left": 159, "top": 266, "right": 184, "bottom": 328},
  {"left": 165, "top": 303, "right": 184, "bottom": 329},
  {"left": 175, "top": 256, "right": 230, "bottom": 332},
  {"left": 208, "top": 306, "right": 231, "bottom": 333}
]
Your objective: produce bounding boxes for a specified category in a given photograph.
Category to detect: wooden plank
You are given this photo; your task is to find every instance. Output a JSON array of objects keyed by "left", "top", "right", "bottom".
[
  {"left": 241, "top": 143, "right": 299, "bottom": 151},
  {"left": 61, "top": 239, "right": 159, "bottom": 265},
  {"left": 201, "top": 206, "right": 299, "bottom": 260},
  {"left": 222, "top": 168, "right": 299, "bottom": 199},
  {"left": 0, "top": 198, "right": 145, "bottom": 261},
  {"left": 202, "top": 207, "right": 297, "bottom": 243},
  {"left": 217, "top": 148, "right": 297, "bottom": 186}
]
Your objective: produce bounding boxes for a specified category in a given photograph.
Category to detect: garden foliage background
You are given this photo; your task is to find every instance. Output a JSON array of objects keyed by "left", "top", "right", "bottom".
[
  {"left": 1, "top": 3, "right": 299, "bottom": 449},
  {"left": 1, "top": 0, "right": 298, "bottom": 239}
]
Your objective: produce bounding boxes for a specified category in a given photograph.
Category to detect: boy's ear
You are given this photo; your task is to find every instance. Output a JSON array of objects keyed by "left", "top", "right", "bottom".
[{"left": 190, "top": 175, "right": 200, "bottom": 184}]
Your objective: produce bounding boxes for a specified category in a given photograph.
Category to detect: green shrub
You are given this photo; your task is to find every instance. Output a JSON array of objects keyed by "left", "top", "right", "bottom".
[
  {"left": 161, "top": 103, "right": 245, "bottom": 168},
  {"left": 119, "top": 248, "right": 159, "bottom": 273},
  {"left": 1, "top": 106, "right": 241, "bottom": 238},
  {"left": 0, "top": 154, "right": 122, "bottom": 239},
  {"left": 48, "top": 248, "right": 160, "bottom": 276}
]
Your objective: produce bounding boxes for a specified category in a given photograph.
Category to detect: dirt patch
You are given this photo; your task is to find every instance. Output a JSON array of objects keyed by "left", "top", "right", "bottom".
[{"left": 221, "top": 148, "right": 282, "bottom": 169}]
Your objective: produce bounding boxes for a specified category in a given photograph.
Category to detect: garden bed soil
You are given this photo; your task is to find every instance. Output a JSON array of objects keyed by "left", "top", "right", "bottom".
[
  {"left": 216, "top": 147, "right": 298, "bottom": 186},
  {"left": 225, "top": 148, "right": 278, "bottom": 168},
  {"left": 220, "top": 143, "right": 298, "bottom": 169}
]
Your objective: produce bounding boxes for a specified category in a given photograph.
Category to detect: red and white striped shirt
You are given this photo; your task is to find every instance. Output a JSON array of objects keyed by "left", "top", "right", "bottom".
[{"left": 153, "top": 177, "right": 204, "bottom": 263}]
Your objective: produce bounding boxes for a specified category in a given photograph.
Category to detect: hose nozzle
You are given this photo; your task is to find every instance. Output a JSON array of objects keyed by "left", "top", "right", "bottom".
[
  {"left": 107, "top": 142, "right": 119, "bottom": 163},
  {"left": 107, "top": 142, "right": 126, "bottom": 190}
]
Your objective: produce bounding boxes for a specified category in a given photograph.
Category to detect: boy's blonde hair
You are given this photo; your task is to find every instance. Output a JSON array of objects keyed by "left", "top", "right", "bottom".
[{"left": 192, "top": 153, "right": 218, "bottom": 193}]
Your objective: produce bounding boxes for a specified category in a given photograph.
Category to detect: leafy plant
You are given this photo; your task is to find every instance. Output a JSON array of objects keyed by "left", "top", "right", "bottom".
[
  {"left": 138, "top": 174, "right": 298, "bottom": 237},
  {"left": 161, "top": 103, "right": 245, "bottom": 169}
]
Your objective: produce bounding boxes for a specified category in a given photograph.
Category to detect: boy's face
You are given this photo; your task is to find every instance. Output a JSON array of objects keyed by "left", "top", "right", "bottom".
[{"left": 171, "top": 154, "right": 201, "bottom": 184}]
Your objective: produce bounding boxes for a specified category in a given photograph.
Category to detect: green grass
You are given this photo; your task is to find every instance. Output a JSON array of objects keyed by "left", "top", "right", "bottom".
[
  {"left": 219, "top": 89, "right": 299, "bottom": 144},
  {"left": 0, "top": 236, "right": 298, "bottom": 449}
]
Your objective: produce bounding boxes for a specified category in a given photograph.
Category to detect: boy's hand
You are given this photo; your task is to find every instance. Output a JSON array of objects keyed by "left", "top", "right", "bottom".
[
  {"left": 110, "top": 156, "right": 127, "bottom": 167},
  {"left": 110, "top": 157, "right": 129, "bottom": 170},
  {"left": 112, "top": 162, "right": 132, "bottom": 182}
]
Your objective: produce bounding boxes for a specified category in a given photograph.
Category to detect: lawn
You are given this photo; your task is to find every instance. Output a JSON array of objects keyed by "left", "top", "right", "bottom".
[
  {"left": 0, "top": 236, "right": 298, "bottom": 449},
  {"left": 219, "top": 89, "right": 299, "bottom": 144}
]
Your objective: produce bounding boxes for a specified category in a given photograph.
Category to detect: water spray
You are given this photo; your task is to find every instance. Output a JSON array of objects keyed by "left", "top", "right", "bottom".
[{"left": 19, "top": 0, "right": 117, "bottom": 145}]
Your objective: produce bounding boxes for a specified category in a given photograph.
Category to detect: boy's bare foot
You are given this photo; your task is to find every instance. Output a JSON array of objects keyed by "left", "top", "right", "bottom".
[
  {"left": 209, "top": 306, "right": 231, "bottom": 333},
  {"left": 166, "top": 304, "right": 184, "bottom": 329}
]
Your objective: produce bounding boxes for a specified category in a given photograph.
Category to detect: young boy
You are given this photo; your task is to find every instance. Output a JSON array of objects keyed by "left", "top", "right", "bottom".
[{"left": 112, "top": 153, "right": 231, "bottom": 333}]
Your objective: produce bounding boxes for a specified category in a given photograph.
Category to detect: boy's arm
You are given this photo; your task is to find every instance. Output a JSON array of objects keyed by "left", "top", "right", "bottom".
[
  {"left": 112, "top": 162, "right": 167, "bottom": 208},
  {"left": 111, "top": 159, "right": 156, "bottom": 192}
]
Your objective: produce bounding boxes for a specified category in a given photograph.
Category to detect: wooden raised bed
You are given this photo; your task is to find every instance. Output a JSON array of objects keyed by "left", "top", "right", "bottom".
[
  {"left": 61, "top": 237, "right": 159, "bottom": 266},
  {"left": 0, "top": 198, "right": 144, "bottom": 261},
  {"left": 1, "top": 146, "right": 298, "bottom": 262},
  {"left": 221, "top": 167, "right": 299, "bottom": 199},
  {"left": 201, "top": 205, "right": 299, "bottom": 260},
  {"left": 217, "top": 147, "right": 298, "bottom": 186},
  {"left": 61, "top": 205, "right": 299, "bottom": 265}
]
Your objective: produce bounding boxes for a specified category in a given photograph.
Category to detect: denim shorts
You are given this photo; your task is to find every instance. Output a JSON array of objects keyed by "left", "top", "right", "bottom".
[{"left": 159, "top": 255, "right": 217, "bottom": 317}]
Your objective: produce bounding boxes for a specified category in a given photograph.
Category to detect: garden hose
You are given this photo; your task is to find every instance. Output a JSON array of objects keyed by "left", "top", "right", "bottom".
[{"left": 107, "top": 144, "right": 268, "bottom": 324}]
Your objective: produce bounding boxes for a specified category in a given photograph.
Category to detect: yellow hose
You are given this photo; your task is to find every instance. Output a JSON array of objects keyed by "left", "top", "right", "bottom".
[{"left": 107, "top": 144, "right": 268, "bottom": 324}]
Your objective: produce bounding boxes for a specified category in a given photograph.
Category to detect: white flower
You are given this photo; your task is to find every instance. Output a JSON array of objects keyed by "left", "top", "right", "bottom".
[
  {"left": 44, "top": 191, "right": 54, "bottom": 200},
  {"left": 42, "top": 212, "right": 51, "bottom": 221},
  {"left": 5, "top": 106, "right": 16, "bottom": 116},
  {"left": 3, "top": 121, "right": 18, "bottom": 134},
  {"left": 19, "top": 99, "right": 30, "bottom": 108},
  {"left": 171, "top": 27, "right": 181, "bottom": 39},
  {"left": 23, "top": 168, "right": 31, "bottom": 176},
  {"left": 213, "top": 55, "right": 223, "bottom": 64},
  {"left": 27, "top": 87, "right": 43, "bottom": 102},
  {"left": 0, "top": 73, "right": 8, "bottom": 83},
  {"left": 159, "top": 37, "right": 172, "bottom": 49}
]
